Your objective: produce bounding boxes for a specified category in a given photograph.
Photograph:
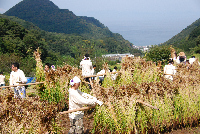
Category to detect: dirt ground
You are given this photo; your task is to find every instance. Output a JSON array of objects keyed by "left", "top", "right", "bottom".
[{"left": 59, "top": 109, "right": 94, "bottom": 134}]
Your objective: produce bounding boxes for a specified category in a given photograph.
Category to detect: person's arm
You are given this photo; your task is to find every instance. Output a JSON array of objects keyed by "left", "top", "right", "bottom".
[
  {"left": 77, "top": 90, "right": 103, "bottom": 105},
  {"left": 9, "top": 73, "right": 13, "bottom": 86},
  {"left": 90, "top": 62, "right": 93, "bottom": 70},
  {"left": 71, "top": 90, "right": 97, "bottom": 105},
  {"left": 80, "top": 61, "right": 83, "bottom": 68},
  {"left": 173, "top": 66, "right": 176, "bottom": 75},
  {"left": 164, "top": 66, "right": 167, "bottom": 74},
  {"left": 19, "top": 70, "right": 27, "bottom": 83},
  {"left": 91, "top": 68, "right": 94, "bottom": 75}
]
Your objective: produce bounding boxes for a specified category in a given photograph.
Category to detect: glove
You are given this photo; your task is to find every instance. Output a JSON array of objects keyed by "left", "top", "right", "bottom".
[{"left": 96, "top": 100, "right": 103, "bottom": 106}]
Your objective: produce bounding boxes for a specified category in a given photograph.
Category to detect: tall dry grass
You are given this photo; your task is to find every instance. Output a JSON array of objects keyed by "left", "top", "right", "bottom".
[
  {"left": 92, "top": 56, "right": 200, "bottom": 133},
  {"left": 0, "top": 51, "right": 200, "bottom": 133}
]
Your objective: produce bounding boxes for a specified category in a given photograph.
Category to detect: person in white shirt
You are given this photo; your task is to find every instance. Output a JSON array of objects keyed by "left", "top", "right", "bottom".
[
  {"left": 68, "top": 76, "right": 103, "bottom": 134},
  {"left": 10, "top": 63, "right": 27, "bottom": 98},
  {"left": 164, "top": 59, "right": 176, "bottom": 81},
  {"left": 97, "top": 68, "right": 105, "bottom": 86},
  {"left": 172, "top": 52, "right": 180, "bottom": 64},
  {"left": 0, "top": 72, "right": 5, "bottom": 89},
  {"left": 189, "top": 56, "right": 196, "bottom": 65},
  {"left": 91, "top": 65, "right": 97, "bottom": 80},
  {"left": 80, "top": 54, "right": 93, "bottom": 89},
  {"left": 80, "top": 54, "right": 93, "bottom": 77},
  {"left": 111, "top": 66, "right": 118, "bottom": 81}
]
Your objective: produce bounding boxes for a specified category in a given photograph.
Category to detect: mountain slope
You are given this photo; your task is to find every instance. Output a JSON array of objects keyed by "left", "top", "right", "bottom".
[
  {"left": 0, "top": 14, "right": 142, "bottom": 60},
  {"left": 4, "top": 0, "right": 123, "bottom": 40},
  {"left": 162, "top": 18, "right": 200, "bottom": 53},
  {"left": 163, "top": 18, "right": 200, "bottom": 45}
]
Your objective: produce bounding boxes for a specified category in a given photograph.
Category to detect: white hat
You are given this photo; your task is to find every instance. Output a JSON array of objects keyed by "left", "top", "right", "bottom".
[{"left": 70, "top": 76, "right": 81, "bottom": 86}]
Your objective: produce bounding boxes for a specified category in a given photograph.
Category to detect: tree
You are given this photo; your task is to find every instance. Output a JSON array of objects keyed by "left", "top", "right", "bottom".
[{"left": 144, "top": 45, "right": 171, "bottom": 64}]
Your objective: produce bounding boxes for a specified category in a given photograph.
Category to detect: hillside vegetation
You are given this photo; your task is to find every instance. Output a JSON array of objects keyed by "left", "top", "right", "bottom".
[
  {"left": 162, "top": 18, "right": 200, "bottom": 55},
  {"left": 4, "top": 0, "right": 125, "bottom": 41},
  {"left": 145, "top": 18, "right": 200, "bottom": 63},
  {"left": 0, "top": 14, "right": 142, "bottom": 76}
]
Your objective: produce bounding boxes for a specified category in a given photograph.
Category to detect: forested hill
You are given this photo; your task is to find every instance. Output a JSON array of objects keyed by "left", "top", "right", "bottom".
[
  {"left": 162, "top": 18, "right": 200, "bottom": 53},
  {"left": 0, "top": 14, "right": 142, "bottom": 75},
  {"left": 163, "top": 18, "right": 200, "bottom": 45},
  {"left": 4, "top": 0, "right": 124, "bottom": 40}
]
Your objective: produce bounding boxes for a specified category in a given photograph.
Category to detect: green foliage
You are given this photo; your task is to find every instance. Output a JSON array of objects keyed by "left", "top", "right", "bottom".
[
  {"left": 0, "top": 53, "right": 36, "bottom": 76},
  {"left": 163, "top": 18, "right": 200, "bottom": 45},
  {"left": 4, "top": 0, "right": 126, "bottom": 41},
  {"left": 144, "top": 45, "right": 171, "bottom": 64},
  {"left": 3, "top": 0, "right": 142, "bottom": 60},
  {"left": 0, "top": 14, "right": 142, "bottom": 77},
  {"left": 163, "top": 18, "right": 200, "bottom": 56}
]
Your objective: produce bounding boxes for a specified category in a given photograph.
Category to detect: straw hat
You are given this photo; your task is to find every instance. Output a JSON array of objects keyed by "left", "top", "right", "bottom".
[{"left": 179, "top": 52, "right": 185, "bottom": 56}]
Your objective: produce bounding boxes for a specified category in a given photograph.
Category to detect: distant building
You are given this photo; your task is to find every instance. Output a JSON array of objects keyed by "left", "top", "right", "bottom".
[
  {"left": 143, "top": 47, "right": 149, "bottom": 52},
  {"left": 102, "top": 53, "right": 134, "bottom": 61},
  {"left": 132, "top": 45, "right": 151, "bottom": 52}
]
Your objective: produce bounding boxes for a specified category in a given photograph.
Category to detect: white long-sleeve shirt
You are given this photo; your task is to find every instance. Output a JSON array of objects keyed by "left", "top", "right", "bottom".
[
  {"left": 164, "top": 64, "right": 176, "bottom": 80},
  {"left": 68, "top": 88, "right": 97, "bottom": 119},
  {"left": 97, "top": 69, "right": 105, "bottom": 78},
  {"left": 0, "top": 75, "right": 5, "bottom": 85},
  {"left": 111, "top": 69, "right": 118, "bottom": 80},
  {"left": 80, "top": 60, "right": 93, "bottom": 76},
  {"left": 164, "top": 64, "right": 176, "bottom": 75},
  {"left": 10, "top": 69, "right": 27, "bottom": 86},
  {"left": 189, "top": 58, "right": 196, "bottom": 64}
]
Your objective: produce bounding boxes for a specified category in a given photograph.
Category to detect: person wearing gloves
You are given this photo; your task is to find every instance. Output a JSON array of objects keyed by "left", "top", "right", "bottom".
[
  {"left": 68, "top": 76, "right": 103, "bottom": 134},
  {"left": 10, "top": 62, "right": 27, "bottom": 98}
]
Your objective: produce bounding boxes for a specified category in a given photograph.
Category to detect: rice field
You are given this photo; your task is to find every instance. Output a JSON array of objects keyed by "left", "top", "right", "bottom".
[{"left": 0, "top": 50, "right": 200, "bottom": 133}]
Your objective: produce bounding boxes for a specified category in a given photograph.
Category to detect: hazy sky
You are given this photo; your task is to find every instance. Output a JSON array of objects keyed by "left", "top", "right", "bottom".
[{"left": 0, "top": 0, "right": 200, "bottom": 46}]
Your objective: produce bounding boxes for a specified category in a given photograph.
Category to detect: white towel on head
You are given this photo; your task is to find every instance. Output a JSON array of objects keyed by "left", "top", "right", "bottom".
[{"left": 70, "top": 76, "right": 81, "bottom": 86}]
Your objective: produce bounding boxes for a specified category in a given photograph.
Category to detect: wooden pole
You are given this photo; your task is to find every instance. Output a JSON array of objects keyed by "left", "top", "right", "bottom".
[
  {"left": 84, "top": 71, "right": 121, "bottom": 78},
  {"left": 59, "top": 106, "right": 96, "bottom": 114},
  {"left": 0, "top": 82, "right": 44, "bottom": 89},
  {"left": 136, "top": 99, "right": 159, "bottom": 110},
  {"left": 59, "top": 99, "right": 159, "bottom": 115}
]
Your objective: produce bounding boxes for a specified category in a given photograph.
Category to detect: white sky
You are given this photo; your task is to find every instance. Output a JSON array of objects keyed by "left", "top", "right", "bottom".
[{"left": 0, "top": 0, "right": 200, "bottom": 46}]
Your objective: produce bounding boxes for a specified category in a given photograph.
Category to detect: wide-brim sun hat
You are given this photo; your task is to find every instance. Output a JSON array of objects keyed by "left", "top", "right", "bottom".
[{"left": 179, "top": 52, "right": 185, "bottom": 56}]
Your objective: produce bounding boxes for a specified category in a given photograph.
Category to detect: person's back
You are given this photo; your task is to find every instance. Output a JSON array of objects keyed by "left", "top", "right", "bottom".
[
  {"left": 97, "top": 69, "right": 105, "bottom": 85},
  {"left": 111, "top": 66, "right": 118, "bottom": 80},
  {"left": 164, "top": 64, "right": 176, "bottom": 75},
  {"left": 164, "top": 59, "right": 176, "bottom": 81},
  {"left": 189, "top": 56, "right": 196, "bottom": 64},
  {"left": 80, "top": 57, "right": 92, "bottom": 76},
  {"left": 0, "top": 72, "right": 5, "bottom": 87}
]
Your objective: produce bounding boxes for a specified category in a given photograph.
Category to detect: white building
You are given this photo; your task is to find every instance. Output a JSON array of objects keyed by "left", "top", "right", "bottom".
[{"left": 102, "top": 53, "right": 134, "bottom": 61}]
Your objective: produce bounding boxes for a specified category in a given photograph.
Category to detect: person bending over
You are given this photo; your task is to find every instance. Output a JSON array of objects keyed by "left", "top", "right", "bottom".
[{"left": 68, "top": 76, "right": 103, "bottom": 134}]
